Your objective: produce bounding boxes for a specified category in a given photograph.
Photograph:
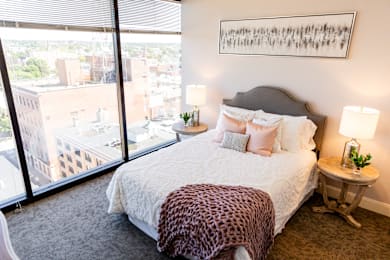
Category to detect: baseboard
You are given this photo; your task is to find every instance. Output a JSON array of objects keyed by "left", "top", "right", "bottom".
[{"left": 317, "top": 186, "right": 390, "bottom": 217}]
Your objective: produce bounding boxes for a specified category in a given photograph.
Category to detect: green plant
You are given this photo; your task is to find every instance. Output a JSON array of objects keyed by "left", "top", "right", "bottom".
[
  {"left": 179, "top": 112, "right": 193, "bottom": 124},
  {"left": 0, "top": 114, "right": 11, "bottom": 133},
  {"left": 350, "top": 150, "right": 372, "bottom": 169}
]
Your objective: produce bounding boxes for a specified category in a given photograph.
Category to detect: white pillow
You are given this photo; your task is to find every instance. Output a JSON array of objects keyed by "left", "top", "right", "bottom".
[
  {"left": 252, "top": 117, "right": 283, "bottom": 152},
  {"left": 302, "top": 119, "right": 317, "bottom": 150},
  {"left": 255, "top": 110, "right": 317, "bottom": 152},
  {"left": 282, "top": 115, "right": 312, "bottom": 152},
  {"left": 220, "top": 104, "right": 256, "bottom": 122}
]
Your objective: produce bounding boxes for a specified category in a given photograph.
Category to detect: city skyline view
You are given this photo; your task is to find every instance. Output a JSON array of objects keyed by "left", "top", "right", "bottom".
[{"left": 0, "top": 27, "right": 181, "bottom": 203}]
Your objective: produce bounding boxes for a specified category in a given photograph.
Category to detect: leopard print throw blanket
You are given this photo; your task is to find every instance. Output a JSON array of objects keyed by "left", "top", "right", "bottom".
[{"left": 157, "top": 184, "right": 275, "bottom": 260}]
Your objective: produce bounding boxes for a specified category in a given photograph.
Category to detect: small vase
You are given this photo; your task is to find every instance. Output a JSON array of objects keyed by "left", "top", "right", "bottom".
[
  {"left": 352, "top": 166, "right": 361, "bottom": 176},
  {"left": 183, "top": 118, "right": 194, "bottom": 127}
]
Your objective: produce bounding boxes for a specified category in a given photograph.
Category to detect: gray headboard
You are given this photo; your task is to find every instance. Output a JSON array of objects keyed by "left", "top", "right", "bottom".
[{"left": 223, "top": 86, "right": 326, "bottom": 155}]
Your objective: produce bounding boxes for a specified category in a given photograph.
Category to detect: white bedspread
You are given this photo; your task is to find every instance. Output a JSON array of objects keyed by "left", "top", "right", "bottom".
[
  {"left": 106, "top": 131, "right": 317, "bottom": 235},
  {"left": 107, "top": 130, "right": 317, "bottom": 235}
]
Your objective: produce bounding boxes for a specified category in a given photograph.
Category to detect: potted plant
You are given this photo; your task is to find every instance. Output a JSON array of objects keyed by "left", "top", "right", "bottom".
[
  {"left": 180, "top": 112, "right": 193, "bottom": 127},
  {"left": 350, "top": 150, "right": 372, "bottom": 175}
]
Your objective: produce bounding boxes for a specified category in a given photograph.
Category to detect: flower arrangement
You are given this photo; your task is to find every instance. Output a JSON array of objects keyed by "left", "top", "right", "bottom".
[
  {"left": 180, "top": 112, "right": 193, "bottom": 126},
  {"left": 350, "top": 150, "right": 372, "bottom": 170}
]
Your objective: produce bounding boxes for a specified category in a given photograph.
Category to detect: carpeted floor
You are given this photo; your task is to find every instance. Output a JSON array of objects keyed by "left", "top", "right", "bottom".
[{"left": 5, "top": 172, "right": 390, "bottom": 260}]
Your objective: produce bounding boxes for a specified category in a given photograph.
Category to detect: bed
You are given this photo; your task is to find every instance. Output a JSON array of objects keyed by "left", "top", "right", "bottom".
[{"left": 107, "top": 86, "right": 326, "bottom": 259}]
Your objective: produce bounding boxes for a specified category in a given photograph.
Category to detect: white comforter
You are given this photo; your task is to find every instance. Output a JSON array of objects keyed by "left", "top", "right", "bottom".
[{"left": 107, "top": 130, "right": 317, "bottom": 235}]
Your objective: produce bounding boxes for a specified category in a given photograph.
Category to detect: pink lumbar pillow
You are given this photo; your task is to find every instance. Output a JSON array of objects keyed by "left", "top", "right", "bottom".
[
  {"left": 214, "top": 113, "right": 246, "bottom": 142},
  {"left": 245, "top": 121, "right": 278, "bottom": 156}
]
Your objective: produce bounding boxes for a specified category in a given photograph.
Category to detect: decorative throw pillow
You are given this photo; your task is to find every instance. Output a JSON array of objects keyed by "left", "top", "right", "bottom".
[
  {"left": 220, "top": 131, "right": 250, "bottom": 153},
  {"left": 245, "top": 121, "right": 278, "bottom": 156},
  {"left": 252, "top": 117, "right": 283, "bottom": 152},
  {"left": 214, "top": 113, "right": 246, "bottom": 142}
]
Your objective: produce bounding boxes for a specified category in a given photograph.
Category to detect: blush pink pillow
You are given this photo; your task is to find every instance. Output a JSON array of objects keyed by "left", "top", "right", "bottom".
[
  {"left": 245, "top": 121, "right": 278, "bottom": 156},
  {"left": 214, "top": 113, "right": 246, "bottom": 142}
]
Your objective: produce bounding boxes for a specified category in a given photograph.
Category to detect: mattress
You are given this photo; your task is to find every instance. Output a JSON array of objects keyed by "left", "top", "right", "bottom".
[{"left": 107, "top": 130, "right": 317, "bottom": 258}]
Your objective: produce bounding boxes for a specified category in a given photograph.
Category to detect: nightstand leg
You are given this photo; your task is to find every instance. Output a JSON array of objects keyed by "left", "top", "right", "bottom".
[
  {"left": 345, "top": 186, "right": 367, "bottom": 214},
  {"left": 312, "top": 205, "right": 335, "bottom": 214},
  {"left": 343, "top": 215, "right": 362, "bottom": 228},
  {"left": 337, "top": 185, "right": 367, "bottom": 228},
  {"left": 176, "top": 133, "right": 181, "bottom": 142},
  {"left": 312, "top": 174, "right": 335, "bottom": 214},
  {"left": 338, "top": 182, "right": 349, "bottom": 205},
  {"left": 320, "top": 174, "right": 330, "bottom": 205}
]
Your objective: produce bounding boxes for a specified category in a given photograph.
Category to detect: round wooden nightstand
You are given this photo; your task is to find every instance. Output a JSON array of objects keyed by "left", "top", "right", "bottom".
[
  {"left": 172, "top": 122, "right": 208, "bottom": 141},
  {"left": 312, "top": 157, "right": 379, "bottom": 228}
]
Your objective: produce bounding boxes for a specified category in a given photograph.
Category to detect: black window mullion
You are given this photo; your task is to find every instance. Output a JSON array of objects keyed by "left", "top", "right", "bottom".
[
  {"left": 111, "top": 0, "right": 129, "bottom": 161},
  {"left": 0, "top": 39, "right": 33, "bottom": 198}
]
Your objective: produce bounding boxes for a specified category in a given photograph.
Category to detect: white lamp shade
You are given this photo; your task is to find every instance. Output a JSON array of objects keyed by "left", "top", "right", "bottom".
[
  {"left": 339, "top": 106, "right": 380, "bottom": 139},
  {"left": 186, "top": 85, "right": 206, "bottom": 106}
]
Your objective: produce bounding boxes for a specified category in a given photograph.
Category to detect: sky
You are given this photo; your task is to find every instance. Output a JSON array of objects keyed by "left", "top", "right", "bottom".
[{"left": 0, "top": 27, "right": 181, "bottom": 43}]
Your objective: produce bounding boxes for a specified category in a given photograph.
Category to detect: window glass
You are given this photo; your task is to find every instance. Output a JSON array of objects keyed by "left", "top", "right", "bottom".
[
  {"left": 120, "top": 33, "right": 181, "bottom": 155},
  {"left": 0, "top": 72, "right": 26, "bottom": 202},
  {"left": 1, "top": 27, "right": 122, "bottom": 189}
]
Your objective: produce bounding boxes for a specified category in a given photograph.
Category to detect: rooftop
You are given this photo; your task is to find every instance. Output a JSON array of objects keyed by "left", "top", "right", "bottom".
[
  {"left": 12, "top": 81, "right": 117, "bottom": 95},
  {"left": 55, "top": 119, "right": 176, "bottom": 161}
]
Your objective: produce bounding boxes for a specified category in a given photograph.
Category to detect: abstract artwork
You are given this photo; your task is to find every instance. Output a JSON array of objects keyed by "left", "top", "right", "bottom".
[{"left": 219, "top": 13, "right": 356, "bottom": 58}]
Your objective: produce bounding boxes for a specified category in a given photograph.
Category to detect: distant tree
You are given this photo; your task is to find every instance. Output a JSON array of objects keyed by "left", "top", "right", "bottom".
[
  {"left": 0, "top": 114, "right": 11, "bottom": 134},
  {"left": 23, "top": 62, "right": 41, "bottom": 78},
  {"left": 9, "top": 57, "right": 50, "bottom": 80},
  {"left": 26, "top": 57, "right": 50, "bottom": 77}
]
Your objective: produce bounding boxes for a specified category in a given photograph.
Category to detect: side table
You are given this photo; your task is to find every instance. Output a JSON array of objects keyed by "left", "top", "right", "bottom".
[
  {"left": 172, "top": 122, "right": 208, "bottom": 142},
  {"left": 312, "top": 157, "right": 379, "bottom": 228}
]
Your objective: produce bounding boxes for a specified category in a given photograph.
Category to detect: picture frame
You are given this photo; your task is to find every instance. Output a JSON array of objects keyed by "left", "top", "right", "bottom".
[{"left": 219, "top": 12, "right": 356, "bottom": 58}]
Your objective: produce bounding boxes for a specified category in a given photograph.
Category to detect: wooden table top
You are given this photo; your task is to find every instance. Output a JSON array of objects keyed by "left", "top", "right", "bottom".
[
  {"left": 317, "top": 157, "right": 379, "bottom": 185},
  {"left": 172, "top": 122, "right": 208, "bottom": 135}
]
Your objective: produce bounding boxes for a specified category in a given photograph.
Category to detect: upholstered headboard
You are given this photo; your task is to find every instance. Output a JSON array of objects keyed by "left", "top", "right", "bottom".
[{"left": 223, "top": 86, "right": 326, "bottom": 155}]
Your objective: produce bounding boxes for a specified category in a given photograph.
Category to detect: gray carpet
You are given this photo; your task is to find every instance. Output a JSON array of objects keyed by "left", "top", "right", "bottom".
[{"left": 5, "top": 172, "right": 390, "bottom": 260}]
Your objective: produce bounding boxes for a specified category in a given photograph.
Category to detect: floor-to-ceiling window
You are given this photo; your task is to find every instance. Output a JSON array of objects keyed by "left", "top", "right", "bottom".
[
  {"left": 118, "top": 0, "right": 181, "bottom": 156},
  {"left": 0, "top": 0, "right": 181, "bottom": 207}
]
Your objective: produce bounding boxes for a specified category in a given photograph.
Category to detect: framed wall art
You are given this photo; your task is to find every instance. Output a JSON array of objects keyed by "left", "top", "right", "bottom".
[{"left": 219, "top": 12, "right": 356, "bottom": 58}]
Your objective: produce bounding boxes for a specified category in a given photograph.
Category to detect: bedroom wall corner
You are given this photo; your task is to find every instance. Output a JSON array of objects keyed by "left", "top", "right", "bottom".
[{"left": 181, "top": 0, "right": 390, "bottom": 205}]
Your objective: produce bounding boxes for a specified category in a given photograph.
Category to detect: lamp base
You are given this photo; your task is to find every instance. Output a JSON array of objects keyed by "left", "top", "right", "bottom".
[
  {"left": 192, "top": 106, "right": 200, "bottom": 126},
  {"left": 341, "top": 138, "right": 360, "bottom": 168}
]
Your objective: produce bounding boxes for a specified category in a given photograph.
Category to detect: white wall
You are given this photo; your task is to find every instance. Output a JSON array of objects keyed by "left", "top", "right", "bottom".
[{"left": 181, "top": 0, "right": 390, "bottom": 205}]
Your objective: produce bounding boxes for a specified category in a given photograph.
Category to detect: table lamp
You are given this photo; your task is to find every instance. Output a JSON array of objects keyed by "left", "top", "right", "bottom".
[
  {"left": 338, "top": 106, "right": 380, "bottom": 168},
  {"left": 186, "top": 85, "right": 206, "bottom": 126}
]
